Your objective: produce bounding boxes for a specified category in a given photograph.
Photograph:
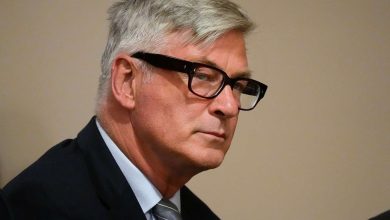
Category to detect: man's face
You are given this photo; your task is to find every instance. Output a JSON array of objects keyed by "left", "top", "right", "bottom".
[{"left": 130, "top": 30, "right": 249, "bottom": 172}]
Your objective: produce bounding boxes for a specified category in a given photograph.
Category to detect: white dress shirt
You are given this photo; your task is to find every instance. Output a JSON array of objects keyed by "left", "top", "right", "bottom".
[{"left": 96, "top": 120, "right": 181, "bottom": 220}]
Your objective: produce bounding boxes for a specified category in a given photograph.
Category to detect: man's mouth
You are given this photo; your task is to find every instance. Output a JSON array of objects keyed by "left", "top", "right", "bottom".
[{"left": 199, "top": 131, "right": 226, "bottom": 139}]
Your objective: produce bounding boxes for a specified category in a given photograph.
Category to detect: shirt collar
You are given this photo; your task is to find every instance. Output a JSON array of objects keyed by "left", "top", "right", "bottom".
[{"left": 95, "top": 120, "right": 181, "bottom": 213}]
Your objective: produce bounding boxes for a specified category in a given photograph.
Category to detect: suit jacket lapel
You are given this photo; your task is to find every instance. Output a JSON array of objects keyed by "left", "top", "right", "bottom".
[
  {"left": 77, "top": 117, "right": 146, "bottom": 220},
  {"left": 76, "top": 118, "right": 219, "bottom": 220},
  {"left": 181, "top": 186, "right": 220, "bottom": 220}
]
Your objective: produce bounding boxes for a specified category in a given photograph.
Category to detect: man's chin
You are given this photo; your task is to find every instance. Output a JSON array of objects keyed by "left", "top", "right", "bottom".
[{"left": 194, "top": 152, "right": 226, "bottom": 171}]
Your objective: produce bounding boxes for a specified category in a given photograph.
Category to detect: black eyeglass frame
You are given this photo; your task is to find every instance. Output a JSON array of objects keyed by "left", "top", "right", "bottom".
[{"left": 131, "top": 51, "right": 268, "bottom": 111}]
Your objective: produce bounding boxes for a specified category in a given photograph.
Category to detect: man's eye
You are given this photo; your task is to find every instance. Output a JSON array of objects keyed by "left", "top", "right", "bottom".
[
  {"left": 233, "top": 82, "right": 246, "bottom": 91},
  {"left": 237, "top": 81, "right": 259, "bottom": 96},
  {"left": 194, "top": 73, "right": 211, "bottom": 81},
  {"left": 194, "top": 68, "right": 217, "bottom": 82}
]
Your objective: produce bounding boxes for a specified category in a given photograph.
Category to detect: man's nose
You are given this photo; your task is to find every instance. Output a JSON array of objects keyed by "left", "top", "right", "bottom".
[{"left": 208, "top": 86, "right": 240, "bottom": 118}]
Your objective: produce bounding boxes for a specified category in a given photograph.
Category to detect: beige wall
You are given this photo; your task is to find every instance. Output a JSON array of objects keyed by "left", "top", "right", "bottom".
[{"left": 1, "top": 0, "right": 389, "bottom": 219}]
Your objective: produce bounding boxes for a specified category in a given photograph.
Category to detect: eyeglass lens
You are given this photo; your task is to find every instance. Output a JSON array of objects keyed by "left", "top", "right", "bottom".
[{"left": 191, "top": 67, "right": 261, "bottom": 110}]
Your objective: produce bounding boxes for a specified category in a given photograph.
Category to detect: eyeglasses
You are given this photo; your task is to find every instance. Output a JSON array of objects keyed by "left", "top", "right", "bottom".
[{"left": 131, "top": 52, "right": 268, "bottom": 111}]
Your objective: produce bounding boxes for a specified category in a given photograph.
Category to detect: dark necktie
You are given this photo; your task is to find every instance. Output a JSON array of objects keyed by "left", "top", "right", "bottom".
[{"left": 152, "top": 199, "right": 182, "bottom": 220}]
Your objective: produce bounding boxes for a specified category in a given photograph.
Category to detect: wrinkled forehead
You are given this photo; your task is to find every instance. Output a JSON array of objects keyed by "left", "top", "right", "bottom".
[{"left": 162, "top": 30, "right": 250, "bottom": 78}]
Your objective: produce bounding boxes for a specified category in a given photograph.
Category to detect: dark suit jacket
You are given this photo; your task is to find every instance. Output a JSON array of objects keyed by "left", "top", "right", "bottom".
[{"left": 4, "top": 117, "right": 219, "bottom": 220}]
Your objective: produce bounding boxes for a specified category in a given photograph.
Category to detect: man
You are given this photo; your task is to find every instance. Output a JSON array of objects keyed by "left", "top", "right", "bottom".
[{"left": 4, "top": 0, "right": 267, "bottom": 219}]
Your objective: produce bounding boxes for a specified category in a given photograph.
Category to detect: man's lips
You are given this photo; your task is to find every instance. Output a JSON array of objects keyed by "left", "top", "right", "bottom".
[{"left": 198, "top": 131, "right": 226, "bottom": 139}]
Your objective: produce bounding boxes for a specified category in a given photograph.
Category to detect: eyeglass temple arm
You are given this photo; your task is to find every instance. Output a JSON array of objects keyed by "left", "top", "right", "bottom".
[{"left": 132, "top": 52, "right": 193, "bottom": 74}]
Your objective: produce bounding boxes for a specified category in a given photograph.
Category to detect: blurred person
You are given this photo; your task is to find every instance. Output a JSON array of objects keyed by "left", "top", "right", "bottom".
[
  {"left": 0, "top": 189, "right": 12, "bottom": 220},
  {"left": 370, "top": 210, "right": 390, "bottom": 220}
]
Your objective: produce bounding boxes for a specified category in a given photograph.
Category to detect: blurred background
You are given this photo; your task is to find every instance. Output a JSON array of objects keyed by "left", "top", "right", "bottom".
[{"left": 0, "top": 0, "right": 389, "bottom": 219}]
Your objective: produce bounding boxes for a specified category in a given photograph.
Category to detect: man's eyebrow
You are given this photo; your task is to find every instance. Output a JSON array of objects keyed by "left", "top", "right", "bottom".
[
  {"left": 236, "top": 71, "right": 252, "bottom": 78},
  {"left": 194, "top": 58, "right": 252, "bottom": 78},
  {"left": 192, "top": 58, "right": 218, "bottom": 68}
]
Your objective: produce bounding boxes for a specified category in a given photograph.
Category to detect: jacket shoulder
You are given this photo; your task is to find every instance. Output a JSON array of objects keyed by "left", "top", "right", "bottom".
[{"left": 3, "top": 138, "right": 109, "bottom": 219}]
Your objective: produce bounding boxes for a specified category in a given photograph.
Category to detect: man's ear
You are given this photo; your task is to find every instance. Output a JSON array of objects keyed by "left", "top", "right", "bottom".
[{"left": 110, "top": 54, "right": 137, "bottom": 109}]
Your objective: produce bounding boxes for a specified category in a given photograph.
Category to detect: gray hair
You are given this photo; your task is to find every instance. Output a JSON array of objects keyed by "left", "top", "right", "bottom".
[{"left": 96, "top": 0, "right": 254, "bottom": 109}]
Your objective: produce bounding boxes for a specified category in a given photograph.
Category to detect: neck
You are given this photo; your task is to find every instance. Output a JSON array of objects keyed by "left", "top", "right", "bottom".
[{"left": 97, "top": 101, "right": 197, "bottom": 198}]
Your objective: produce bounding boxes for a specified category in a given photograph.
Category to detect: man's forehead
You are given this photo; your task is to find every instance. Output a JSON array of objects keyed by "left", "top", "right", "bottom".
[
  {"left": 163, "top": 31, "right": 251, "bottom": 78},
  {"left": 192, "top": 56, "right": 252, "bottom": 79}
]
